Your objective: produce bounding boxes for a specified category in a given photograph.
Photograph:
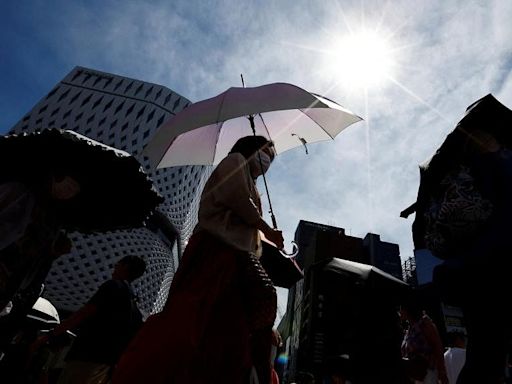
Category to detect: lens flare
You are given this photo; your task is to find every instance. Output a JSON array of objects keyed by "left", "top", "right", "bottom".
[{"left": 277, "top": 353, "right": 289, "bottom": 365}]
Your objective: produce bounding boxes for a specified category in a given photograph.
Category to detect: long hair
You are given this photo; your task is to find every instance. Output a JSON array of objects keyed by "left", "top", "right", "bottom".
[{"left": 229, "top": 135, "right": 273, "bottom": 160}]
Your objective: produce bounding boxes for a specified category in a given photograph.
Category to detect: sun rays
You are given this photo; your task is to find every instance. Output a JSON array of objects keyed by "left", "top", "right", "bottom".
[
  {"left": 324, "top": 29, "right": 396, "bottom": 90},
  {"left": 276, "top": 2, "right": 457, "bottom": 234}
]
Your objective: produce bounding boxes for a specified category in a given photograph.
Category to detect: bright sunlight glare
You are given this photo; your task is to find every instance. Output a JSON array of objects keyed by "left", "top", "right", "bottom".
[{"left": 329, "top": 30, "right": 395, "bottom": 90}]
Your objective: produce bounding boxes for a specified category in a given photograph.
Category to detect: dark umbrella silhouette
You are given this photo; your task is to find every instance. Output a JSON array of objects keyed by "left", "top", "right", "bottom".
[
  {"left": 0, "top": 129, "right": 163, "bottom": 233},
  {"left": 402, "top": 94, "right": 512, "bottom": 249}
]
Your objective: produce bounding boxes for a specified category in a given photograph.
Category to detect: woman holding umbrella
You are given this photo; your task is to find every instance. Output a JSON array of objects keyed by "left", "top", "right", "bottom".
[{"left": 114, "top": 135, "right": 284, "bottom": 384}]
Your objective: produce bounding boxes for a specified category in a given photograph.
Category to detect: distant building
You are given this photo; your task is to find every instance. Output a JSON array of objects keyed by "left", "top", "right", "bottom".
[
  {"left": 278, "top": 220, "right": 404, "bottom": 383},
  {"left": 293, "top": 220, "right": 402, "bottom": 279},
  {"left": 401, "top": 255, "right": 418, "bottom": 287},
  {"left": 363, "top": 233, "right": 403, "bottom": 280},
  {"left": 9, "top": 66, "right": 211, "bottom": 315}
]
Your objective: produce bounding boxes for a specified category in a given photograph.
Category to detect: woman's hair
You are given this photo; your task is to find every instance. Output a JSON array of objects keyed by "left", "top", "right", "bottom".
[{"left": 229, "top": 135, "right": 273, "bottom": 160}]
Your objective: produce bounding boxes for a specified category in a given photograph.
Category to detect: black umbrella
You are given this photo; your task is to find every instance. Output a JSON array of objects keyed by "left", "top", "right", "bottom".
[
  {"left": 403, "top": 94, "right": 512, "bottom": 250},
  {"left": 322, "top": 258, "right": 409, "bottom": 296},
  {"left": 0, "top": 129, "right": 163, "bottom": 233},
  {"left": 420, "top": 94, "right": 512, "bottom": 194},
  {"left": 457, "top": 93, "right": 512, "bottom": 143}
]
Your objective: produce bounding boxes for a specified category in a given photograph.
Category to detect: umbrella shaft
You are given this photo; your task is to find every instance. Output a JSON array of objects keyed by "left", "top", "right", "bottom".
[
  {"left": 270, "top": 211, "right": 277, "bottom": 229},
  {"left": 259, "top": 165, "right": 277, "bottom": 229},
  {"left": 251, "top": 116, "right": 276, "bottom": 228}
]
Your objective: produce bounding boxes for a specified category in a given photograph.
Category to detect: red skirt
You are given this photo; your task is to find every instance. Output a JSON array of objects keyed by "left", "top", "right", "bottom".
[{"left": 112, "top": 231, "right": 274, "bottom": 384}]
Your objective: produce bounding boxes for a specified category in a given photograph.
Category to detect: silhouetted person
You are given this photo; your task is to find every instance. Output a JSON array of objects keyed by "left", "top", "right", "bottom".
[
  {"left": 452, "top": 130, "right": 512, "bottom": 383},
  {"left": 411, "top": 124, "right": 512, "bottom": 383},
  {"left": 113, "top": 136, "right": 284, "bottom": 384},
  {"left": 270, "top": 329, "right": 282, "bottom": 384},
  {"left": 444, "top": 331, "right": 466, "bottom": 384},
  {"left": 400, "top": 298, "right": 448, "bottom": 384},
  {"left": 32, "top": 255, "right": 146, "bottom": 384},
  {"left": 0, "top": 175, "right": 80, "bottom": 348}
]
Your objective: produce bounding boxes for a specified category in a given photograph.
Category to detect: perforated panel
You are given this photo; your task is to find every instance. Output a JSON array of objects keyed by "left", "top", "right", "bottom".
[{"left": 10, "top": 67, "right": 212, "bottom": 315}]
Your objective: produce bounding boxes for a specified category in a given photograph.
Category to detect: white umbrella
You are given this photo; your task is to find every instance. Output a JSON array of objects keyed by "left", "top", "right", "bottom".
[
  {"left": 143, "top": 82, "right": 362, "bottom": 168},
  {"left": 27, "top": 297, "right": 60, "bottom": 324},
  {"left": 143, "top": 82, "right": 362, "bottom": 256}
]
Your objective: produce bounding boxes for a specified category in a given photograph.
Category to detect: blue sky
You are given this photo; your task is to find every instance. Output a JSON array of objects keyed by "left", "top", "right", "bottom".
[{"left": 2, "top": 0, "right": 512, "bottom": 318}]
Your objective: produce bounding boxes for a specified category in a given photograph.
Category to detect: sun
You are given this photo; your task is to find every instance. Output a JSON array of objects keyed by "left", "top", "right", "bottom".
[{"left": 326, "top": 29, "right": 396, "bottom": 90}]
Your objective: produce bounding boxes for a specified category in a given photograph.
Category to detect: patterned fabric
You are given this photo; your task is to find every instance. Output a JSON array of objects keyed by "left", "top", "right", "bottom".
[
  {"left": 403, "top": 318, "right": 435, "bottom": 380},
  {"left": 242, "top": 252, "right": 277, "bottom": 331},
  {"left": 423, "top": 165, "right": 493, "bottom": 259},
  {"left": 404, "top": 319, "right": 432, "bottom": 360}
]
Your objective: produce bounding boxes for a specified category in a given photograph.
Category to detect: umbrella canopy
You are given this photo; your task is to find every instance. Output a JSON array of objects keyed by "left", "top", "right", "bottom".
[
  {"left": 318, "top": 258, "right": 409, "bottom": 382},
  {"left": 404, "top": 94, "right": 512, "bottom": 249},
  {"left": 143, "top": 82, "right": 362, "bottom": 168},
  {"left": 457, "top": 93, "right": 512, "bottom": 143},
  {"left": 321, "top": 258, "right": 409, "bottom": 302},
  {"left": 0, "top": 129, "right": 163, "bottom": 233},
  {"left": 419, "top": 94, "right": 512, "bottom": 194},
  {"left": 27, "top": 297, "right": 59, "bottom": 324},
  {"left": 323, "top": 258, "right": 408, "bottom": 288}
]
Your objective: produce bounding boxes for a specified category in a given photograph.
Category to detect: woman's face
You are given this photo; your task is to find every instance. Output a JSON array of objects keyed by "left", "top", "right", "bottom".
[
  {"left": 261, "top": 143, "right": 276, "bottom": 161},
  {"left": 249, "top": 147, "right": 274, "bottom": 178}
]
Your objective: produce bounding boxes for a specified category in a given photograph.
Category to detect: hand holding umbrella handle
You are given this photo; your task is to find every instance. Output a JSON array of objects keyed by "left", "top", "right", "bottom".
[
  {"left": 264, "top": 226, "right": 299, "bottom": 259},
  {"left": 267, "top": 197, "right": 299, "bottom": 258}
]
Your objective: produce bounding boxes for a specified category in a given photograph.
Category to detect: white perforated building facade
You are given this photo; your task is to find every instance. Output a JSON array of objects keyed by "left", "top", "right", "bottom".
[{"left": 10, "top": 66, "right": 211, "bottom": 315}]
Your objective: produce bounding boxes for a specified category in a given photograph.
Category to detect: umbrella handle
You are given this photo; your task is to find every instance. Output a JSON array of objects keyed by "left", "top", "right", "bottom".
[{"left": 280, "top": 241, "right": 299, "bottom": 259}]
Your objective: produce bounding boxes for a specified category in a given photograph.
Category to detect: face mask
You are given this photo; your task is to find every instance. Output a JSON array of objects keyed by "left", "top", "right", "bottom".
[{"left": 249, "top": 150, "right": 272, "bottom": 177}]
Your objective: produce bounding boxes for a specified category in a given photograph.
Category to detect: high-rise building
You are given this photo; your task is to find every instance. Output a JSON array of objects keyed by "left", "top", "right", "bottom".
[
  {"left": 9, "top": 66, "right": 211, "bottom": 315},
  {"left": 363, "top": 233, "right": 403, "bottom": 280},
  {"left": 293, "top": 221, "right": 365, "bottom": 269},
  {"left": 279, "top": 220, "right": 404, "bottom": 383},
  {"left": 292, "top": 220, "right": 402, "bottom": 279}
]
